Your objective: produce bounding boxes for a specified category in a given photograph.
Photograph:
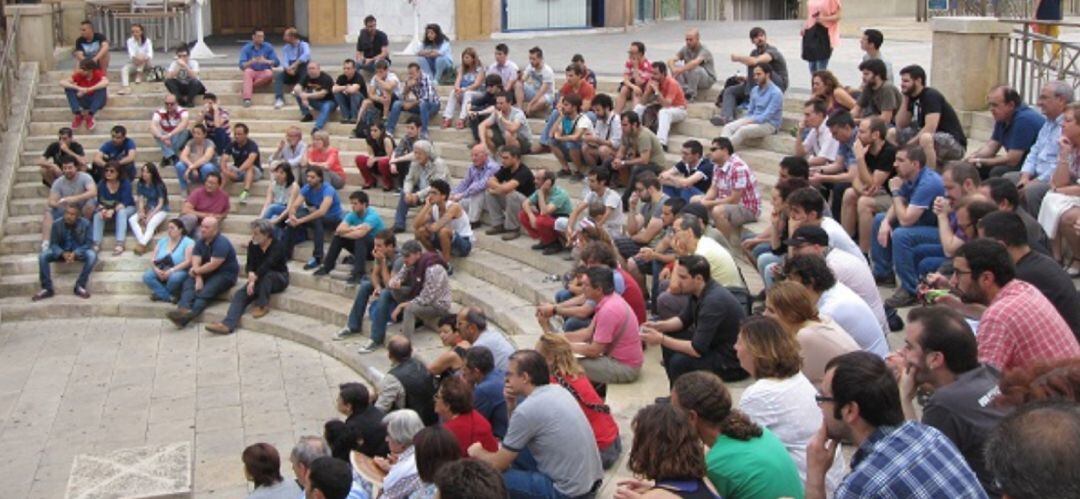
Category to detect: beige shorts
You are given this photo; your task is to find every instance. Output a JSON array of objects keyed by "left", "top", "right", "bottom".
[{"left": 722, "top": 204, "right": 758, "bottom": 227}]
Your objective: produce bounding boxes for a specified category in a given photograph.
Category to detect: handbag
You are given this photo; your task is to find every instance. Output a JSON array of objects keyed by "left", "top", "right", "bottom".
[{"left": 153, "top": 254, "right": 174, "bottom": 271}]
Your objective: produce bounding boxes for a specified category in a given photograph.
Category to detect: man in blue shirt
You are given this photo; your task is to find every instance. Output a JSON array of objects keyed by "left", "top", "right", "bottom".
[
  {"left": 871, "top": 144, "right": 946, "bottom": 307},
  {"left": 965, "top": 85, "right": 1045, "bottom": 178},
  {"left": 168, "top": 216, "right": 239, "bottom": 328},
  {"left": 286, "top": 168, "right": 344, "bottom": 270},
  {"left": 720, "top": 63, "right": 782, "bottom": 148},
  {"left": 92, "top": 125, "right": 137, "bottom": 181},
  {"left": 272, "top": 27, "right": 310, "bottom": 109},
  {"left": 805, "top": 351, "right": 985, "bottom": 499},
  {"left": 33, "top": 204, "right": 96, "bottom": 301},
  {"left": 314, "top": 190, "right": 384, "bottom": 284},
  {"left": 660, "top": 139, "right": 713, "bottom": 202},
  {"left": 463, "top": 347, "right": 509, "bottom": 439},
  {"left": 237, "top": 28, "right": 280, "bottom": 108},
  {"left": 1007, "top": 80, "right": 1073, "bottom": 215}
]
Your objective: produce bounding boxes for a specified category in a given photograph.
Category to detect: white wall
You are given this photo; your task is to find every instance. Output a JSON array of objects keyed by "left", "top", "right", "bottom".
[{"left": 346, "top": 0, "right": 456, "bottom": 42}]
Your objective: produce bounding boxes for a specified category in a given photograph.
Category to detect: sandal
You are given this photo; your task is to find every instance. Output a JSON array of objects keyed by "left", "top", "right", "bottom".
[
  {"left": 442, "top": 118, "right": 452, "bottom": 129},
  {"left": 455, "top": 119, "right": 465, "bottom": 129},
  {"left": 113, "top": 245, "right": 124, "bottom": 256}
]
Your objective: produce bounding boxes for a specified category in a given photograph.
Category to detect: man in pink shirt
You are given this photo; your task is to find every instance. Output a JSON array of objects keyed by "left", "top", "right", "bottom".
[
  {"left": 614, "top": 41, "right": 653, "bottom": 114},
  {"left": 179, "top": 172, "right": 231, "bottom": 236},
  {"left": 540, "top": 266, "right": 643, "bottom": 384},
  {"left": 952, "top": 239, "right": 1080, "bottom": 371}
]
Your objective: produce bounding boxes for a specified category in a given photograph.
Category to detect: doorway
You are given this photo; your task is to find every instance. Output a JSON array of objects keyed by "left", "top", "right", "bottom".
[{"left": 212, "top": 0, "right": 295, "bottom": 35}]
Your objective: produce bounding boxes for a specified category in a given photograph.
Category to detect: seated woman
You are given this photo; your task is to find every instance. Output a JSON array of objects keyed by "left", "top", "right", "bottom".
[
  {"left": 205, "top": 219, "right": 289, "bottom": 334},
  {"left": 428, "top": 314, "right": 470, "bottom": 378},
  {"left": 1038, "top": 102, "right": 1080, "bottom": 275},
  {"left": 433, "top": 376, "right": 498, "bottom": 457},
  {"left": 536, "top": 333, "right": 622, "bottom": 470},
  {"left": 615, "top": 403, "right": 719, "bottom": 498},
  {"left": 128, "top": 162, "right": 169, "bottom": 255},
  {"left": 811, "top": 70, "right": 857, "bottom": 115},
  {"left": 416, "top": 23, "right": 453, "bottom": 83},
  {"left": 241, "top": 443, "right": 302, "bottom": 499},
  {"left": 117, "top": 24, "right": 152, "bottom": 95},
  {"left": 259, "top": 164, "right": 298, "bottom": 234},
  {"left": 763, "top": 281, "right": 859, "bottom": 385},
  {"left": 302, "top": 130, "right": 346, "bottom": 190},
  {"left": 372, "top": 409, "right": 425, "bottom": 499},
  {"left": 92, "top": 161, "right": 136, "bottom": 255},
  {"left": 142, "top": 218, "right": 194, "bottom": 302},
  {"left": 411, "top": 426, "right": 463, "bottom": 499},
  {"left": 355, "top": 121, "right": 397, "bottom": 191},
  {"left": 174, "top": 124, "right": 218, "bottom": 196},
  {"left": 734, "top": 315, "right": 845, "bottom": 492},
  {"left": 442, "top": 48, "right": 485, "bottom": 129}
]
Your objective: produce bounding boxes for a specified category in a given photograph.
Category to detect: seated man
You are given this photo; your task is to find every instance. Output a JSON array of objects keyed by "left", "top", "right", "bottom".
[
  {"left": 668, "top": 28, "right": 716, "bottom": 101},
  {"left": 513, "top": 46, "right": 556, "bottom": 117},
  {"left": 355, "top": 60, "right": 401, "bottom": 135},
  {"left": 712, "top": 26, "right": 789, "bottom": 126},
  {"left": 206, "top": 219, "right": 289, "bottom": 334},
  {"left": 795, "top": 100, "right": 839, "bottom": 168},
  {"left": 451, "top": 144, "right": 500, "bottom": 226},
  {"left": 340, "top": 230, "right": 408, "bottom": 352},
  {"left": 952, "top": 239, "right": 1079, "bottom": 371},
  {"left": 237, "top": 28, "right": 280, "bottom": 108},
  {"left": 331, "top": 382, "right": 389, "bottom": 458},
  {"left": 388, "top": 62, "right": 441, "bottom": 136},
  {"left": 1008, "top": 81, "right": 1072, "bottom": 215},
  {"left": 468, "top": 350, "right": 604, "bottom": 498},
  {"left": 654, "top": 214, "right": 743, "bottom": 320},
  {"left": 840, "top": 117, "right": 896, "bottom": 255},
  {"left": 851, "top": 59, "right": 901, "bottom": 123},
  {"left": 860, "top": 29, "right": 895, "bottom": 81},
  {"left": 163, "top": 46, "right": 205, "bottom": 107},
  {"left": 150, "top": 94, "right": 191, "bottom": 166},
  {"left": 613, "top": 173, "right": 669, "bottom": 260},
  {"left": 785, "top": 187, "right": 863, "bottom": 259},
  {"left": 73, "top": 20, "right": 110, "bottom": 70},
  {"left": 374, "top": 336, "right": 438, "bottom": 425},
  {"left": 60, "top": 60, "right": 109, "bottom": 132},
  {"left": 582, "top": 93, "right": 622, "bottom": 169},
  {"left": 178, "top": 171, "right": 230, "bottom": 236},
  {"left": 273, "top": 27, "right": 310, "bottom": 109},
  {"left": 539, "top": 63, "right": 595, "bottom": 153},
  {"left": 483, "top": 146, "right": 536, "bottom": 241},
  {"left": 199, "top": 93, "right": 231, "bottom": 153},
  {"left": 894, "top": 64, "right": 967, "bottom": 170},
  {"left": 694, "top": 137, "right": 762, "bottom": 240},
  {"left": 985, "top": 402, "right": 1080, "bottom": 499},
  {"left": 354, "top": 15, "right": 390, "bottom": 73},
  {"left": 314, "top": 190, "right": 385, "bottom": 284},
  {"left": 270, "top": 125, "right": 306, "bottom": 182},
  {"left": 174, "top": 124, "right": 219, "bottom": 195},
  {"left": 487, "top": 44, "right": 518, "bottom": 97},
  {"left": 390, "top": 240, "right": 452, "bottom": 341},
  {"left": 633, "top": 62, "right": 687, "bottom": 149},
  {"left": 415, "top": 179, "right": 474, "bottom": 261},
  {"left": 40, "top": 157, "right": 96, "bottom": 251},
  {"left": 613, "top": 111, "right": 665, "bottom": 209},
  {"left": 613, "top": 41, "right": 653, "bottom": 114},
  {"left": 641, "top": 255, "right": 749, "bottom": 384},
  {"left": 33, "top": 204, "right": 96, "bottom": 301},
  {"left": 392, "top": 140, "right": 449, "bottom": 233},
  {"left": 285, "top": 168, "right": 344, "bottom": 270},
  {"left": 660, "top": 139, "right": 713, "bottom": 202},
  {"left": 463, "top": 347, "right": 508, "bottom": 439},
  {"left": 520, "top": 169, "right": 574, "bottom": 254},
  {"left": 457, "top": 308, "right": 515, "bottom": 374},
  {"left": 331, "top": 58, "right": 367, "bottom": 124},
  {"left": 559, "top": 166, "right": 626, "bottom": 241},
  {"left": 628, "top": 196, "right": 685, "bottom": 310},
  {"left": 964, "top": 85, "right": 1044, "bottom": 178},
  {"left": 93, "top": 126, "right": 137, "bottom": 181},
  {"left": 981, "top": 177, "right": 1051, "bottom": 255},
  {"left": 167, "top": 216, "right": 239, "bottom": 328},
  {"left": 464, "top": 74, "right": 506, "bottom": 144},
  {"left": 37, "top": 127, "right": 87, "bottom": 187},
  {"left": 219, "top": 123, "right": 262, "bottom": 204},
  {"left": 292, "top": 61, "right": 336, "bottom": 133},
  {"left": 720, "top": 63, "right": 782, "bottom": 148},
  {"left": 550, "top": 94, "right": 592, "bottom": 177},
  {"left": 811, "top": 111, "right": 861, "bottom": 218},
  {"left": 478, "top": 92, "right": 534, "bottom": 156},
  {"left": 541, "top": 267, "right": 643, "bottom": 384}
]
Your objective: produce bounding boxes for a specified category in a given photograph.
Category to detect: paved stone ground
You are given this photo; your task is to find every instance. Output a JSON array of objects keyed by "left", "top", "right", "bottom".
[{"left": 0, "top": 318, "right": 361, "bottom": 498}]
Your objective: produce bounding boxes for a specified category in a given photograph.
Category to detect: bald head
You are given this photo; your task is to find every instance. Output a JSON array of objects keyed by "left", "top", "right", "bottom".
[
  {"left": 387, "top": 335, "right": 412, "bottom": 362},
  {"left": 685, "top": 29, "right": 701, "bottom": 48},
  {"left": 200, "top": 216, "right": 220, "bottom": 240},
  {"left": 986, "top": 402, "right": 1080, "bottom": 499},
  {"left": 307, "top": 61, "right": 321, "bottom": 78},
  {"left": 470, "top": 143, "right": 489, "bottom": 166}
]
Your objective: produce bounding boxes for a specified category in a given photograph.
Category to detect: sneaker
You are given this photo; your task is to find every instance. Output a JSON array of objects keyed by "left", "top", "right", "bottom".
[
  {"left": 300, "top": 114, "right": 314, "bottom": 123},
  {"left": 485, "top": 226, "right": 509, "bottom": 236},
  {"left": 205, "top": 322, "right": 232, "bottom": 335},
  {"left": 41, "top": 240, "right": 50, "bottom": 252},
  {"left": 238, "top": 190, "right": 249, "bottom": 205},
  {"left": 874, "top": 273, "right": 897, "bottom": 287},
  {"left": 312, "top": 267, "right": 331, "bottom": 276},
  {"left": 85, "top": 115, "right": 96, "bottom": 131},
  {"left": 884, "top": 288, "right": 917, "bottom": 309},
  {"left": 31, "top": 289, "right": 54, "bottom": 302},
  {"left": 303, "top": 258, "right": 321, "bottom": 270},
  {"left": 71, "top": 114, "right": 84, "bottom": 129},
  {"left": 709, "top": 116, "right": 728, "bottom": 127},
  {"left": 501, "top": 230, "right": 521, "bottom": 241},
  {"left": 243, "top": 99, "right": 252, "bottom": 108},
  {"left": 274, "top": 98, "right": 285, "bottom": 109},
  {"left": 74, "top": 286, "right": 91, "bottom": 299},
  {"left": 357, "top": 340, "right": 380, "bottom": 354},
  {"left": 334, "top": 327, "right": 358, "bottom": 341}
]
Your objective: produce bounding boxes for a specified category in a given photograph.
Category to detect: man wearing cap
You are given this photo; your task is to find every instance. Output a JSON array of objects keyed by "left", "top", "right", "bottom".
[{"left": 789, "top": 225, "right": 889, "bottom": 335}]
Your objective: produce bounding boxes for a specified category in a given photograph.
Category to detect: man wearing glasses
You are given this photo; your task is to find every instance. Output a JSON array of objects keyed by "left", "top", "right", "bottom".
[
  {"left": 164, "top": 47, "right": 205, "bottom": 107},
  {"left": 150, "top": 95, "right": 191, "bottom": 167}
]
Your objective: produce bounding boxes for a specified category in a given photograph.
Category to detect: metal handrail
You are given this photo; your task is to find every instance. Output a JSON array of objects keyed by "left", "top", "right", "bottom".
[
  {"left": 1001, "top": 19, "right": 1080, "bottom": 105},
  {"left": 0, "top": 9, "right": 21, "bottom": 135}
]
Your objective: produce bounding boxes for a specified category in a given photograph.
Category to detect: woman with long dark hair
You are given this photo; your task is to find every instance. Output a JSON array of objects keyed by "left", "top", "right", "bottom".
[
  {"left": 92, "top": 162, "right": 136, "bottom": 255},
  {"left": 118, "top": 23, "right": 152, "bottom": 95},
  {"left": 141, "top": 218, "right": 193, "bottom": 302},
  {"left": 355, "top": 121, "right": 397, "bottom": 190},
  {"left": 129, "top": 162, "right": 169, "bottom": 254},
  {"left": 416, "top": 23, "right": 453, "bottom": 83}
]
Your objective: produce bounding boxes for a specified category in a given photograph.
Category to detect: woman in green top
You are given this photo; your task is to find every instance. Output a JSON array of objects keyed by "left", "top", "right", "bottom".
[{"left": 671, "top": 371, "right": 805, "bottom": 499}]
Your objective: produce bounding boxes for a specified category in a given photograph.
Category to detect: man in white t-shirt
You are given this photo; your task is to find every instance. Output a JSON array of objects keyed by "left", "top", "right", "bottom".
[
  {"left": 786, "top": 187, "right": 863, "bottom": 259},
  {"left": 479, "top": 92, "right": 534, "bottom": 155},
  {"left": 559, "top": 166, "right": 625, "bottom": 240},
  {"left": 357, "top": 60, "right": 401, "bottom": 132},
  {"left": 513, "top": 46, "right": 555, "bottom": 117},
  {"left": 150, "top": 94, "right": 190, "bottom": 166},
  {"left": 795, "top": 99, "right": 839, "bottom": 167},
  {"left": 163, "top": 46, "right": 205, "bottom": 107}
]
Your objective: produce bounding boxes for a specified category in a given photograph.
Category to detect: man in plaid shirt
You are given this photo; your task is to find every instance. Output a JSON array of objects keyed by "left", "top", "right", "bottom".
[
  {"left": 388, "top": 62, "right": 441, "bottom": 139},
  {"left": 806, "top": 351, "right": 986, "bottom": 499},
  {"left": 693, "top": 137, "right": 761, "bottom": 240},
  {"left": 952, "top": 239, "right": 1080, "bottom": 371}
]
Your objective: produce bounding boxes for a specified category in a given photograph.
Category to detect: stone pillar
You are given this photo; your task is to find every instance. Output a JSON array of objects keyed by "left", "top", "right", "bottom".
[
  {"left": 42, "top": 0, "right": 85, "bottom": 46},
  {"left": 4, "top": 3, "right": 58, "bottom": 72},
  {"left": 931, "top": 16, "right": 1012, "bottom": 112}
]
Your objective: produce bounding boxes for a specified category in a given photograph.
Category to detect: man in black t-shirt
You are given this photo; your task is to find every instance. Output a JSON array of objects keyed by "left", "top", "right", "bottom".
[
  {"left": 38, "top": 127, "right": 86, "bottom": 186},
  {"left": 332, "top": 59, "right": 368, "bottom": 125},
  {"left": 894, "top": 64, "right": 967, "bottom": 170},
  {"left": 711, "top": 26, "right": 789, "bottom": 125},
  {"left": 221, "top": 123, "right": 262, "bottom": 203},
  {"left": 73, "top": 20, "right": 110, "bottom": 70},
  {"left": 355, "top": 15, "right": 390, "bottom": 73},
  {"left": 293, "top": 62, "right": 337, "bottom": 133},
  {"left": 842, "top": 117, "right": 897, "bottom": 253},
  {"left": 483, "top": 145, "right": 536, "bottom": 240}
]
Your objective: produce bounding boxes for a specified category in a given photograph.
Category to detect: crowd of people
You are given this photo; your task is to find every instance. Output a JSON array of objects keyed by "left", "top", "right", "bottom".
[{"left": 31, "top": 10, "right": 1080, "bottom": 499}]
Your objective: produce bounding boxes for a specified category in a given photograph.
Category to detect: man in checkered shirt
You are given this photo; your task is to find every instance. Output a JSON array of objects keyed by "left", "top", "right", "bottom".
[
  {"left": 806, "top": 351, "right": 986, "bottom": 499},
  {"left": 692, "top": 137, "right": 761, "bottom": 240},
  {"left": 952, "top": 239, "right": 1080, "bottom": 371}
]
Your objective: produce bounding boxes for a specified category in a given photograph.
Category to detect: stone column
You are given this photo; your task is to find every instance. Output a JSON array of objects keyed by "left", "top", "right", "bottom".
[
  {"left": 41, "top": 0, "right": 84, "bottom": 46},
  {"left": 4, "top": 3, "right": 58, "bottom": 72},
  {"left": 931, "top": 16, "right": 1012, "bottom": 112}
]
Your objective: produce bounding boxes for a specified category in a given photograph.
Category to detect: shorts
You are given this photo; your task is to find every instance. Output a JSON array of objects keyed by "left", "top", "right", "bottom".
[
  {"left": 226, "top": 164, "right": 264, "bottom": 182},
  {"left": 613, "top": 235, "right": 644, "bottom": 260},
  {"left": 866, "top": 191, "right": 892, "bottom": 212},
  {"left": 523, "top": 84, "right": 554, "bottom": 107},
  {"left": 555, "top": 139, "right": 583, "bottom": 156},
  {"left": 721, "top": 204, "right": 758, "bottom": 227},
  {"left": 896, "top": 127, "right": 966, "bottom": 163},
  {"left": 432, "top": 233, "right": 473, "bottom": 257}
]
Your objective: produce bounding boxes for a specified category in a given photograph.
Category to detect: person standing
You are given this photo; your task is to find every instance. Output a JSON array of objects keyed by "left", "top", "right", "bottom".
[{"left": 802, "top": 0, "right": 842, "bottom": 73}]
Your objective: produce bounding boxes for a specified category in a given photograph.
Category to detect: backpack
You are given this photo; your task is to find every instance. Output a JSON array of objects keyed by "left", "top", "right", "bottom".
[{"left": 801, "top": 23, "right": 833, "bottom": 62}]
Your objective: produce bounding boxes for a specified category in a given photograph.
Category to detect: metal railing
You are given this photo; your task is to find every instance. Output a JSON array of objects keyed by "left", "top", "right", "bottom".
[
  {"left": 1001, "top": 19, "right": 1080, "bottom": 105},
  {"left": 0, "top": 9, "right": 21, "bottom": 134}
]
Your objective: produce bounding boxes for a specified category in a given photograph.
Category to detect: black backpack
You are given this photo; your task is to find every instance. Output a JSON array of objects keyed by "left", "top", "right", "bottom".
[{"left": 801, "top": 23, "right": 833, "bottom": 62}]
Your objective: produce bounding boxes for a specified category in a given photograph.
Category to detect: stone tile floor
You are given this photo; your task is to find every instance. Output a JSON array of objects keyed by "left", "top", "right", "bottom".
[{"left": 0, "top": 318, "right": 360, "bottom": 498}]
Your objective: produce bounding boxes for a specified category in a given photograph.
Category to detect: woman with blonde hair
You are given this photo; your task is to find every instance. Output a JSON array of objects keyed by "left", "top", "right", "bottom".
[
  {"left": 442, "top": 47, "right": 485, "bottom": 129},
  {"left": 535, "top": 333, "right": 623, "bottom": 469},
  {"left": 763, "top": 280, "right": 858, "bottom": 385},
  {"left": 301, "top": 130, "right": 346, "bottom": 189}
]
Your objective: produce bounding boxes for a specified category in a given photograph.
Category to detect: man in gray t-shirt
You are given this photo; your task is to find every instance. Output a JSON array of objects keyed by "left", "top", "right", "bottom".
[
  {"left": 467, "top": 350, "right": 603, "bottom": 498},
  {"left": 457, "top": 307, "right": 515, "bottom": 373},
  {"left": 669, "top": 28, "right": 716, "bottom": 100},
  {"left": 42, "top": 160, "right": 97, "bottom": 249}
]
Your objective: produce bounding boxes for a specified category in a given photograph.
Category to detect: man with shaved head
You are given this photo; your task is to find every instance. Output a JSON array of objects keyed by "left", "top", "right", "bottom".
[
  {"left": 668, "top": 28, "right": 716, "bottom": 101},
  {"left": 167, "top": 215, "right": 239, "bottom": 327},
  {"left": 293, "top": 61, "right": 337, "bottom": 133}
]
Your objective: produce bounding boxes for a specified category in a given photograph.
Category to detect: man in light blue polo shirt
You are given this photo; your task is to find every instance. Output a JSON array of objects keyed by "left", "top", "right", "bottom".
[
  {"left": 285, "top": 168, "right": 343, "bottom": 270},
  {"left": 314, "top": 190, "right": 384, "bottom": 284},
  {"left": 273, "top": 27, "right": 311, "bottom": 109},
  {"left": 964, "top": 85, "right": 1045, "bottom": 178},
  {"left": 237, "top": 28, "right": 280, "bottom": 107},
  {"left": 720, "top": 63, "right": 783, "bottom": 148},
  {"left": 1007, "top": 81, "right": 1073, "bottom": 215}
]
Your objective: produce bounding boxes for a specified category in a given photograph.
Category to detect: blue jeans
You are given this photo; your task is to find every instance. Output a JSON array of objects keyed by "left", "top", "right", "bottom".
[
  {"left": 394, "top": 191, "right": 422, "bottom": 230},
  {"left": 388, "top": 99, "right": 440, "bottom": 135},
  {"left": 92, "top": 205, "right": 136, "bottom": 245},
  {"left": 503, "top": 447, "right": 596, "bottom": 499},
  {"left": 297, "top": 97, "right": 337, "bottom": 131},
  {"left": 64, "top": 88, "right": 107, "bottom": 115},
  {"left": 871, "top": 213, "right": 942, "bottom": 293},
  {"left": 662, "top": 185, "right": 704, "bottom": 203},
  {"left": 177, "top": 271, "right": 236, "bottom": 316},
  {"left": 143, "top": 268, "right": 189, "bottom": 301},
  {"left": 175, "top": 161, "right": 219, "bottom": 192},
  {"left": 914, "top": 243, "right": 946, "bottom": 278},
  {"left": 273, "top": 68, "right": 303, "bottom": 100},
  {"left": 540, "top": 108, "right": 560, "bottom": 147},
  {"left": 436, "top": 233, "right": 473, "bottom": 257},
  {"left": 222, "top": 271, "right": 288, "bottom": 331},
  {"left": 555, "top": 288, "right": 592, "bottom": 332},
  {"left": 261, "top": 203, "right": 288, "bottom": 220},
  {"left": 209, "top": 127, "right": 230, "bottom": 154},
  {"left": 333, "top": 91, "right": 363, "bottom": 121},
  {"left": 39, "top": 246, "right": 96, "bottom": 291},
  {"left": 808, "top": 59, "right": 830, "bottom": 73},
  {"left": 346, "top": 277, "right": 399, "bottom": 342},
  {"left": 758, "top": 251, "right": 785, "bottom": 289},
  {"left": 154, "top": 129, "right": 190, "bottom": 160},
  {"left": 419, "top": 55, "right": 453, "bottom": 82},
  {"left": 286, "top": 211, "right": 343, "bottom": 261}
]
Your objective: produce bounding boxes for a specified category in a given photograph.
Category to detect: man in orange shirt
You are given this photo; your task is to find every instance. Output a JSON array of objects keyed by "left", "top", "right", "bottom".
[{"left": 633, "top": 62, "right": 687, "bottom": 150}]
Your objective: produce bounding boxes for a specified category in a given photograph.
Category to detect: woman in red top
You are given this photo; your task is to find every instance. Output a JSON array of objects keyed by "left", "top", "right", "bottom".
[
  {"left": 59, "top": 59, "right": 110, "bottom": 131},
  {"left": 536, "top": 333, "right": 623, "bottom": 469},
  {"left": 302, "top": 130, "right": 346, "bottom": 190},
  {"left": 434, "top": 375, "right": 498, "bottom": 457}
]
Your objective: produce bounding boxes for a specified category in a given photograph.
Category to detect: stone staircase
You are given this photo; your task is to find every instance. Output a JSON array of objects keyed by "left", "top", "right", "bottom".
[{"left": 0, "top": 67, "right": 998, "bottom": 495}]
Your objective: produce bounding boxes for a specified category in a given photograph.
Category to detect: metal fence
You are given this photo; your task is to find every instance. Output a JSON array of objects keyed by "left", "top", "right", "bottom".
[
  {"left": 1001, "top": 19, "right": 1080, "bottom": 105},
  {"left": 0, "top": 9, "right": 20, "bottom": 134}
]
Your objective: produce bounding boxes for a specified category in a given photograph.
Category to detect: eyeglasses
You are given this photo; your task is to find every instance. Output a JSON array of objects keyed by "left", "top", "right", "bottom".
[{"left": 814, "top": 393, "right": 834, "bottom": 405}]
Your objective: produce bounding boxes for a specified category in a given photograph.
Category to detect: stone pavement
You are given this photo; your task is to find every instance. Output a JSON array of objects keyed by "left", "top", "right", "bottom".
[{"left": 0, "top": 318, "right": 362, "bottom": 498}]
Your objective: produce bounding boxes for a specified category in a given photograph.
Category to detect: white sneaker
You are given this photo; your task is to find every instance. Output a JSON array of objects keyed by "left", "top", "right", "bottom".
[
  {"left": 41, "top": 240, "right": 49, "bottom": 252},
  {"left": 333, "top": 327, "right": 357, "bottom": 341},
  {"left": 357, "top": 340, "right": 380, "bottom": 354},
  {"left": 274, "top": 98, "right": 284, "bottom": 109}
]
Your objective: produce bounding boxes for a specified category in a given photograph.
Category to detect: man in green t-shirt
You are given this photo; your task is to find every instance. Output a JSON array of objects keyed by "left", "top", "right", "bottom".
[
  {"left": 520, "top": 169, "right": 573, "bottom": 254},
  {"left": 613, "top": 111, "right": 666, "bottom": 211}
]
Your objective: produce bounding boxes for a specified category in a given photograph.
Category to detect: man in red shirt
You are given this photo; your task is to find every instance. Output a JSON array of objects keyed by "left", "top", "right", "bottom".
[
  {"left": 632, "top": 62, "right": 687, "bottom": 149},
  {"left": 179, "top": 172, "right": 231, "bottom": 236},
  {"left": 59, "top": 60, "right": 110, "bottom": 131},
  {"left": 952, "top": 239, "right": 1080, "bottom": 371},
  {"left": 614, "top": 41, "right": 653, "bottom": 114}
]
